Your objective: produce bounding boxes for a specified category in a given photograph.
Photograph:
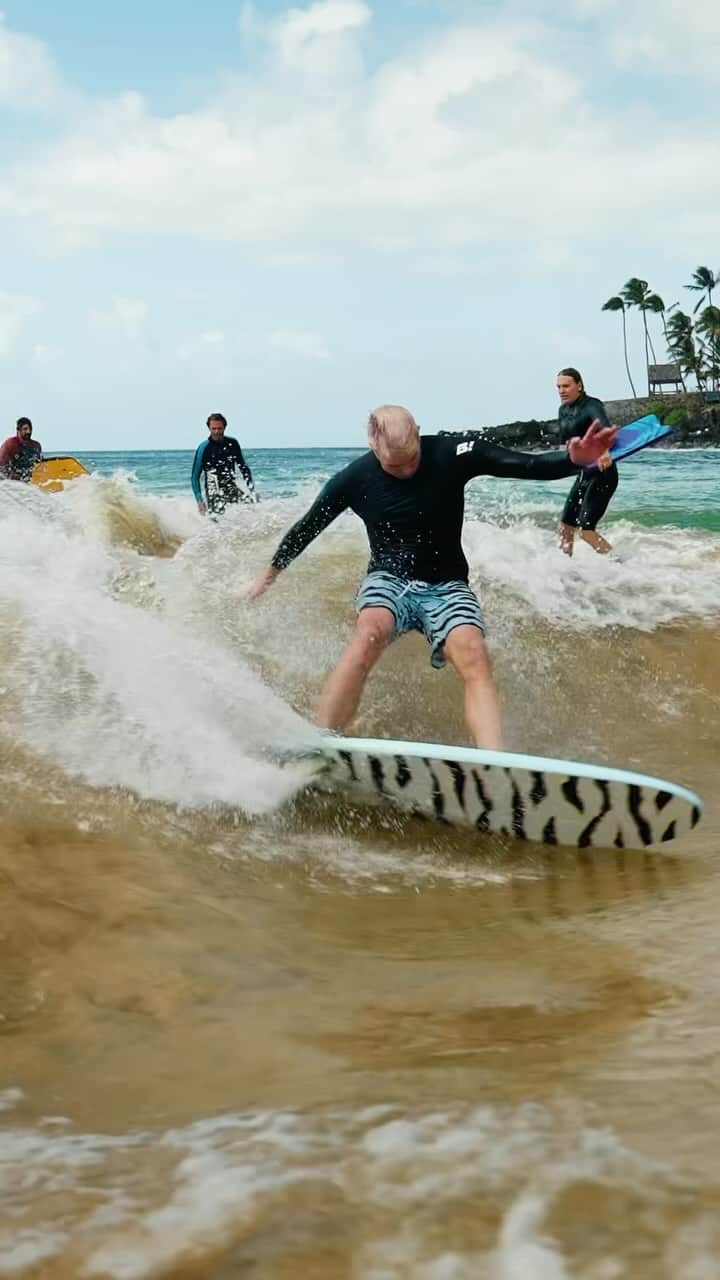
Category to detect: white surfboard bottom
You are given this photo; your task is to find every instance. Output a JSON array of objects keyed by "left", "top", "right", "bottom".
[{"left": 293, "top": 734, "right": 702, "bottom": 850}]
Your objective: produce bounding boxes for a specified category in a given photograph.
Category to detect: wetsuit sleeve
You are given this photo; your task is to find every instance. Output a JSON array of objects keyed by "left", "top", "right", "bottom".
[
  {"left": 455, "top": 437, "right": 578, "bottom": 482},
  {"left": 191, "top": 441, "right": 208, "bottom": 502},
  {"left": 271, "top": 473, "right": 351, "bottom": 570},
  {"left": 0, "top": 439, "right": 12, "bottom": 476},
  {"left": 230, "top": 440, "right": 259, "bottom": 503}
]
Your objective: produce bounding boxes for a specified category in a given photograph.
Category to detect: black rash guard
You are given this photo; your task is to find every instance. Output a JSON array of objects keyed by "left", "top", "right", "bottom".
[{"left": 271, "top": 434, "right": 579, "bottom": 584}]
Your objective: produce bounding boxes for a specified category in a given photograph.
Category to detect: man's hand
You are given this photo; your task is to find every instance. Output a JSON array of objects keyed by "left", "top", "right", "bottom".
[
  {"left": 246, "top": 565, "right": 280, "bottom": 602},
  {"left": 197, "top": 499, "right": 207, "bottom": 515},
  {"left": 567, "top": 419, "right": 617, "bottom": 468}
]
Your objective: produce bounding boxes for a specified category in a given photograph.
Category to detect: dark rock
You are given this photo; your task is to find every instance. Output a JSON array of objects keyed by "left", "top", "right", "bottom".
[{"left": 439, "top": 394, "right": 720, "bottom": 450}]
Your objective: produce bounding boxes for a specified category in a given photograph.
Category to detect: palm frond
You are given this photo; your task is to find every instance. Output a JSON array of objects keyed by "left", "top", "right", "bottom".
[{"left": 621, "top": 277, "right": 650, "bottom": 306}]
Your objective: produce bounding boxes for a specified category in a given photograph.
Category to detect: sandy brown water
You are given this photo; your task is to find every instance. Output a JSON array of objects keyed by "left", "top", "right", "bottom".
[{"left": 1, "top": 483, "right": 720, "bottom": 1277}]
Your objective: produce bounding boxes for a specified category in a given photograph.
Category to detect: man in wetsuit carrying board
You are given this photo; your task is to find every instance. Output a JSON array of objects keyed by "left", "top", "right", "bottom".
[
  {"left": 247, "top": 405, "right": 615, "bottom": 749},
  {"left": 191, "top": 413, "right": 258, "bottom": 516},
  {"left": 555, "top": 368, "right": 617, "bottom": 556}
]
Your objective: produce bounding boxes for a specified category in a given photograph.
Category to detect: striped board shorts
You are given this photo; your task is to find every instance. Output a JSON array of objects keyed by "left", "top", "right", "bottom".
[{"left": 355, "top": 571, "right": 485, "bottom": 669}]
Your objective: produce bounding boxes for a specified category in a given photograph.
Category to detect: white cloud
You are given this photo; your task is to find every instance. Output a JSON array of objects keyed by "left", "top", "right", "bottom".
[
  {"left": 567, "top": 0, "right": 720, "bottom": 75},
  {"left": 0, "top": 291, "right": 38, "bottom": 356},
  {"left": 91, "top": 297, "right": 147, "bottom": 340},
  {"left": 0, "top": 3, "right": 717, "bottom": 255},
  {"left": 240, "top": 0, "right": 370, "bottom": 66},
  {"left": 236, "top": 0, "right": 370, "bottom": 100},
  {"left": 270, "top": 329, "right": 330, "bottom": 360},
  {"left": 272, "top": 0, "right": 370, "bottom": 59},
  {"left": 0, "top": 14, "right": 69, "bottom": 109},
  {"left": 177, "top": 331, "right": 226, "bottom": 360}
]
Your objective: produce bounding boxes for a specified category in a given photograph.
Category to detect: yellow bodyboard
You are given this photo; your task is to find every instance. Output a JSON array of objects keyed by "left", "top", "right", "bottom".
[{"left": 31, "top": 456, "right": 90, "bottom": 492}]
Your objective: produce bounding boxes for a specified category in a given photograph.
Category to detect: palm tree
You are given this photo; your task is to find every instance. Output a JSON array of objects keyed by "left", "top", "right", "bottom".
[
  {"left": 666, "top": 309, "right": 705, "bottom": 391},
  {"left": 685, "top": 266, "right": 718, "bottom": 314},
  {"left": 696, "top": 305, "right": 720, "bottom": 389},
  {"left": 601, "top": 295, "right": 637, "bottom": 395},
  {"left": 696, "top": 304, "right": 720, "bottom": 339},
  {"left": 621, "top": 278, "right": 658, "bottom": 392}
]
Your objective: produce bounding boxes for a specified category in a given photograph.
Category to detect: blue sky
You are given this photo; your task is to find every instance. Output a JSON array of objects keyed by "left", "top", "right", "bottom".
[{"left": 1, "top": 0, "right": 718, "bottom": 450}]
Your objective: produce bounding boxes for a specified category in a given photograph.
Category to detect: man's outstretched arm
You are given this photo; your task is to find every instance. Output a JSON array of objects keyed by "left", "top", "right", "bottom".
[
  {"left": 459, "top": 420, "right": 617, "bottom": 481},
  {"left": 246, "top": 475, "right": 350, "bottom": 600}
]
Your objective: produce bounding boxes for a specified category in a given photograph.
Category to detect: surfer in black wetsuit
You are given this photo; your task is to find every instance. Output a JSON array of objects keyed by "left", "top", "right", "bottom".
[
  {"left": 191, "top": 413, "right": 258, "bottom": 516},
  {"left": 555, "top": 368, "right": 617, "bottom": 556},
  {"left": 247, "top": 405, "right": 615, "bottom": 748}
]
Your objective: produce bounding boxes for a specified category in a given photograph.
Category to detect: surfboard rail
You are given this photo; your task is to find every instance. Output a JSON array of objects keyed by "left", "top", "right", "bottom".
[{"left": 290, "top": 733, "right": 703, "bottom": 851}]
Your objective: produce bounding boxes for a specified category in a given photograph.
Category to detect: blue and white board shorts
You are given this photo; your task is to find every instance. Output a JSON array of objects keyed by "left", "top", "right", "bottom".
[{"left": 356, "top": 571, "right": 485, "bottom": 669}]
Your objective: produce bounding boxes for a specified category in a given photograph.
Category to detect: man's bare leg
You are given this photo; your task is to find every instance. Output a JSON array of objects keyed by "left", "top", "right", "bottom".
[
  {"left": 316, "top": 607, "right": 395, "bottom": 732},
  {"left": 443, "top": 625, "right": 503, "bottom": 749},
  {"left": 580, "top": 528, "right": 612, "bottom": 555},
  {"left": 558, "top": 521, "right": 576, "bottom": 556}
]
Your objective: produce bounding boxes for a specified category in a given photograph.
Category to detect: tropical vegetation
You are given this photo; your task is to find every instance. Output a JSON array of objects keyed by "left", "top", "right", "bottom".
[{"left": 602, "top": 266, "right": 719, "bottom": 395}]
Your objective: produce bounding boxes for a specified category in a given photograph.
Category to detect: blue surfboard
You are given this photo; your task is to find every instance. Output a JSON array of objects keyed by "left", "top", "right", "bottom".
[
  {"left": 587, "top": 414, "right": 672, "bottom": 469},
  {"left": 284, "top": 734, "right": 703, "bottom": 851}
]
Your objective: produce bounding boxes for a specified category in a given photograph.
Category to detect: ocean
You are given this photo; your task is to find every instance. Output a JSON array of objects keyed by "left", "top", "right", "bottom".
[{"left": 1, "top": 444, "right": 719, "bottom": 1278}]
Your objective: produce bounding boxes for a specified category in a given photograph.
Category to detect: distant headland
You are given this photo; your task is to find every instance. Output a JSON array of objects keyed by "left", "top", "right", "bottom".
[{"left": 449, "top": 393, "right": 719, "bottom": 450}]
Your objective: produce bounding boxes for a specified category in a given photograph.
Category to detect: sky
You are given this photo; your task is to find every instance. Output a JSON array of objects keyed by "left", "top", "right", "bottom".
[{"left": 1, "top": 0, "right": 718, "bottom": 450}]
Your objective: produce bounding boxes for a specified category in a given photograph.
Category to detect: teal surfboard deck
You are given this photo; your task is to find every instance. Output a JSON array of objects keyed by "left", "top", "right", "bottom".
[{"left": 291, "top": 735, "right": 702, "bottom": 850}]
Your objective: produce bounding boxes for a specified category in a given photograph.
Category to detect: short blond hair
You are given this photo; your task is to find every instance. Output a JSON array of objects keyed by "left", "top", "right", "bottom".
[{"left": 367, "top": 405, "right": 419, "bottom": 452}]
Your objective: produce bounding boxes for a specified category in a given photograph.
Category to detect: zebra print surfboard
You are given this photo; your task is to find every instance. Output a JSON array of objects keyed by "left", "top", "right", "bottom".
[{"left": 296, "top": 735, "right": 702, "bottom": 850}]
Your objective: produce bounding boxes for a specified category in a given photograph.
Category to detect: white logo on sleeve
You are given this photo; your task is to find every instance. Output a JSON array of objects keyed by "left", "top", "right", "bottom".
[{"left": 456, "top": 440, "right": 475, "bottom": 456}]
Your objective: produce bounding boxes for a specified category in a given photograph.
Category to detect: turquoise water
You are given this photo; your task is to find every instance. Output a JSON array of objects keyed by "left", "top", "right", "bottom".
[
  {"left": 75, "top": 446, "right": 719, "bottom": 531},
  {"left": 75, "top": 448, "right": 364, "bottom": 500}
]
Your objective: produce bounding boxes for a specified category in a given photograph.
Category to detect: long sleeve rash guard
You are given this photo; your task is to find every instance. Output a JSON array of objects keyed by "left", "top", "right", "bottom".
[
  {"left": 191, "top": 435, "right": 257, "bottom": 506},
  {"left": 271, "top": 434, "right": 578, "bottom": 584}
]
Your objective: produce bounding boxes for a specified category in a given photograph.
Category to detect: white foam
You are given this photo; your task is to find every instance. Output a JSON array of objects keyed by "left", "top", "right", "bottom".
[
  {"left": 0, "top": 1100, "right": 715, "bottom": 1278},
  {"left": 0, "top": 487, "right": 314, "bottom": 815},
  {"left": 462, "top": 518, "right": 720, "bottom": 631},
  {"left": 61, "top": 471, "right": 200, "bottom": 545},
  {"left": 87, "top": 1164, "right": 312, "bottom": 1279},
  {"left": 495, "top": 1193, "right": 569, "bottom": 1280},
  {"left": 0, "top": 1230, "right": 69, "bottom": 1273},
  {"left": 0, "top": 1089, "right": 23, "bottom": 1114}
]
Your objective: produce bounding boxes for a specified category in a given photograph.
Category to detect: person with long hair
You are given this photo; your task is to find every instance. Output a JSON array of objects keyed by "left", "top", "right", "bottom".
[{"left": 556, "top": 368, "right": 617, "bottom": 555}]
